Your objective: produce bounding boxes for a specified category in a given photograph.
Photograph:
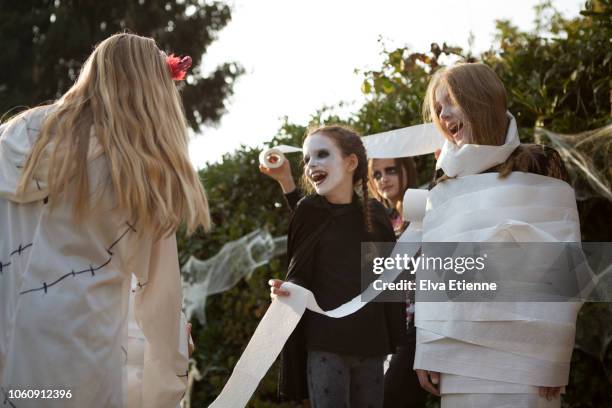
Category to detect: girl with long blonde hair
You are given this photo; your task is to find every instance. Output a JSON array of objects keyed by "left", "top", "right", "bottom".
[{"left": 0, "top": 33, "right": 209, "bottom": 407}]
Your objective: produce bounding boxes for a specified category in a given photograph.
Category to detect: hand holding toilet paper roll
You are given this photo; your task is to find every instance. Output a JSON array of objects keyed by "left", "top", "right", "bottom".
[
  {"left": 402, "top": 188, "right": 429, "bottom": 222},
  {"left": 258, "top": 145, "right": 302, "bottom": 169}
]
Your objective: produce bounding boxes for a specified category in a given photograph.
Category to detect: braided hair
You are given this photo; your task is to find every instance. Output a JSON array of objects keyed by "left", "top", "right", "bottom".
[{"left": 300, "top": 124, "right": 373, "bottom": 233}]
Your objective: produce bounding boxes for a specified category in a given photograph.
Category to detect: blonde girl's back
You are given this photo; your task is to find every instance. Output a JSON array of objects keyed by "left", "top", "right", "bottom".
[
  {"left": 16, "top": 32, "right": 210, "bottom": 237},
  {"left": 0, "top": 33, "right": 209, "bottom": 407}
]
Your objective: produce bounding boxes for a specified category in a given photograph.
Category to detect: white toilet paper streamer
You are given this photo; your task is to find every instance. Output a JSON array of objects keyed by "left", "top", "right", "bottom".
[
  {"left": 402, "top": 188, "right": 429, "bottom": 222},
  {"left": 361, "top": 123, "right": 445, "bottom": 158},
  {"left": 259, "top": 122, "right": 444, "bottom": 171},
  {"left": 209, "top": 231, "right": 422, "bottom": 407}
]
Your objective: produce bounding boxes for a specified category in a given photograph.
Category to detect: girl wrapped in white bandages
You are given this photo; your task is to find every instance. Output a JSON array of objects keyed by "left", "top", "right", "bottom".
[{"left": 410, "top": 63, "right": 581, "bottom": 408}]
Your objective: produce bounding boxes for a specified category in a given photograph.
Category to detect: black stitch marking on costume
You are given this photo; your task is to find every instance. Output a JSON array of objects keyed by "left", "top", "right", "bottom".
[
  {"left": 35, "top": 178, "right": 41, "bottom": 191},
  {"left": 126, "top": 222, "right": 137, "bottom": 233},
  {"left": 19, "top": 225, "right": 132, "bottom": 296},
  {"left": 177, "top": 370, "right": 189, "bottom": 378},
  {"left": 121, "top": 346, "right": 128, "bottom": 364},
  {"left": 9, "top": 243, "right": 33, "bottom": 257},
  {"left": 43, "top": 197, "right": 49, "bottom": 204},
  {"left": 107, "top": 223, "right": 136, "bottom": 254},
  {"left": 20, "top": 257, "right": 113, "bottom": 295},
  {"left": 0, "top": 262, "right": 9, "bottom": 275},
  {"left": 131, "top": 280, "right": 148, "bottom": 293},
  {"left": 1, "top": 243, "right": 33, "bottom": 277}
]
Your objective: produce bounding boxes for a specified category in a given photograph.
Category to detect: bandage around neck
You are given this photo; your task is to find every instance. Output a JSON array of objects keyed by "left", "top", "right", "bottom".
[{"left": 436, "top": 112, "right": 520, "bottom": 177}]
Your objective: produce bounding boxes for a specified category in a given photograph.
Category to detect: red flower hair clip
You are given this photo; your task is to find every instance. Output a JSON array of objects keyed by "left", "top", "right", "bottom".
[{"left": 166, "top": 54, "right": 192, "bottom": 81}]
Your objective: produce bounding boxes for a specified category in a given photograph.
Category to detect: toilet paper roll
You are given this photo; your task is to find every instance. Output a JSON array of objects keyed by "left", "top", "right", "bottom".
[
  {"left": 258, "top": 145, "right": 302, "bottom": 169},
  {"left": 402, "top": 188, "right": 429, "bottom": 222}
]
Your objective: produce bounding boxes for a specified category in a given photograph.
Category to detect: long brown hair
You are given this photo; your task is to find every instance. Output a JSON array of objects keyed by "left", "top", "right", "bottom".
[
  {"left": 300, "top": 124, "right": 373, "bottom": 232},
  {"left": 424, "top": 63, "right": 568, "bottom": 183},
  {"left": 367, "top": 157, "right": 417, "bottom": 215},
  {"left": 14, "top": 33, "right": 210, "bottom": 238},
  {"left": 423, "top": 63, "right": 508, "bottom": 146}
]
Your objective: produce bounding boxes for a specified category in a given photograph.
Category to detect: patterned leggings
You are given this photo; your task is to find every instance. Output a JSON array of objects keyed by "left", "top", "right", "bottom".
[{"left": 307, "top": 350, "right": 385, "bottom": 408}]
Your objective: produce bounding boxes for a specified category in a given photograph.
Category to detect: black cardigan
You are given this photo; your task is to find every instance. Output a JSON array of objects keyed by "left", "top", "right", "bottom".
[{"left": 279, "top": 192, "right": 405, "bottom": 401}]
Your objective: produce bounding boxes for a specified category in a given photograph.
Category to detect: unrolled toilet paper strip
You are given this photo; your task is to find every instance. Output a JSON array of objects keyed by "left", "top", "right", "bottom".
[
  {"left": 259, "top": 123, "right": 443, "bottom": 170},
  {"left": 361, "top": 123, "right": 445, "bottom": 158},
  {"left": 402, "top": 188, "right": 429, "bottom": 222},
  {"left": 259, "top": 145, "right": 303, "bottom": 168},
  {"left": 209, "top": 228, "right": 422, "bottom": 408}
]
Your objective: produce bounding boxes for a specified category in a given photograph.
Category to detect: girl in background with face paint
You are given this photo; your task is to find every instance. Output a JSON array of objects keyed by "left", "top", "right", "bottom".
[
  {"left": 267, "top": 125, "right": 405, "bottom": 408},
  {"left": 368, "top": 158, "right": 418, "bottom": 238}
]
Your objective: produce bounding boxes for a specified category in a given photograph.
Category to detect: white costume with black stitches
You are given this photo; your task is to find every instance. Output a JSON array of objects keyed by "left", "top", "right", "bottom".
[{"left": 0, "top": 106, "right": 189, "bottom": 407}]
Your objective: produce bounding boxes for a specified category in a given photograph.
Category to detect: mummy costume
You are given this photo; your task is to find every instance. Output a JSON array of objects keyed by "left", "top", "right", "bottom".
[
  {"left": 408, "top": 114, "right": 581, "bottom": 408},
  {"left": 0, "top": 107, "right": 189, "bottom": 407}
]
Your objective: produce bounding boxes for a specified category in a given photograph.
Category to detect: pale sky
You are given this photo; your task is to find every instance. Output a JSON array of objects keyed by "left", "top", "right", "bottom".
[{"left": 189, "top": 0, "right": 583, "bottom": 168}]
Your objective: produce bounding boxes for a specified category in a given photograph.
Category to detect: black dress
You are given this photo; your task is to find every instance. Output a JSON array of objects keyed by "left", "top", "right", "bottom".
[{"left": 278, "top": 192, "right": 405, "bottom": 402}]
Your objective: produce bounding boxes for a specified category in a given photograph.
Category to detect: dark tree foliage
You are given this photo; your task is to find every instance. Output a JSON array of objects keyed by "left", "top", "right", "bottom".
[{"left": 0, "top": 0, "right": 243, "bottom": 130}]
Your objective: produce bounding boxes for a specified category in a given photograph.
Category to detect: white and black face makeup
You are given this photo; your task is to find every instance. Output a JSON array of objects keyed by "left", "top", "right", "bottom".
[
  {"left": 434, "top": 85, "right": 472, "bottom": 146},
  {"left": 302, "top": 133, "right": 348, "bottom": 196},
  {"left": 371, "top": 158, "right": 402, "bottom": 201}
]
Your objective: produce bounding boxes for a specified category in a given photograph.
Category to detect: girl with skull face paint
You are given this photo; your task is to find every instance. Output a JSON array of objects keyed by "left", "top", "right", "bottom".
[
  {"left": 261, "top": 141, "right": 426, "bottom": 408},
  {"left": 268, "top": 125, "right": 405, "bottom": 408}
]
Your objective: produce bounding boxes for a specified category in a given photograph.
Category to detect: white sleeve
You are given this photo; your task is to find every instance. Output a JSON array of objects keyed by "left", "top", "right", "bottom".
[{"left": 129, "top": 234, "right": 189, "bottom": 408}]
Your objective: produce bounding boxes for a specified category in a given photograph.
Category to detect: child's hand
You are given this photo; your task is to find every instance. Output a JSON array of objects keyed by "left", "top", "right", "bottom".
[
  {"left": 415, "top": 369, "right": 441, "bottom": 396},
  {"left": 538, "top": 386, "right": 561, "bottom": 401},
  {"left": 268, "top": 279, "right": 291, "bottom": 298},
  {"left": 259, "top": 161, "right": 296, "bottom": 193}
]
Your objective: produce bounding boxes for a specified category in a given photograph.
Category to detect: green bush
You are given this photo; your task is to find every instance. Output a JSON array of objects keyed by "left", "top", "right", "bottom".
[{"left": 181, "top": 2, "right": 611, "bottom": 406}]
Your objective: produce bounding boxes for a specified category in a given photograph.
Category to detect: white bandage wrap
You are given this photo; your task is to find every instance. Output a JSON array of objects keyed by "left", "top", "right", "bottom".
[
  {"left": 402, "top": 188, "right": 429, "bottom": 223},
  {"left": 412, "top": 172, "right": 582, "bottom": 393}
]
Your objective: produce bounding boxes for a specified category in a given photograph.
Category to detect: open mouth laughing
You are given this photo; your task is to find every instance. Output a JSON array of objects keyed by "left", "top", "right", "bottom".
[
  {"left": 448, "top": 121, "right": 463, "bottom": 137},
  {"left": 445, "top": 120, "right": 465, "bottom": 144},
  {"left": 309, "top": 170, "right": 328, "bottom": 186}
]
